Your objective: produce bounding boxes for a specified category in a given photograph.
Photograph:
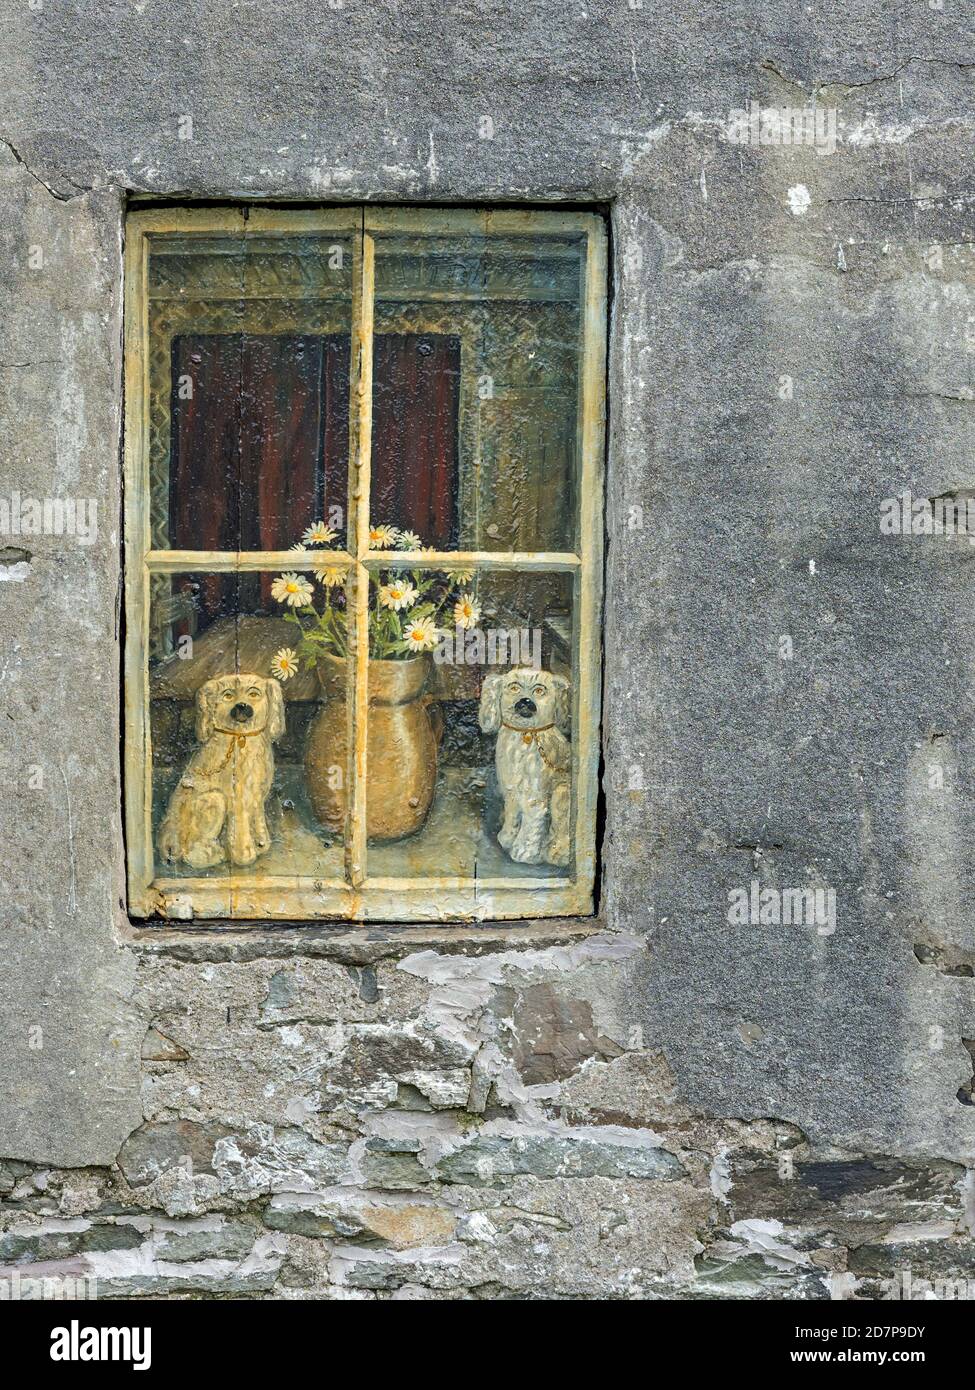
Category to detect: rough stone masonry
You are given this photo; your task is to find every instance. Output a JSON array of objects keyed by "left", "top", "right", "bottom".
[{"left": 1, "top": 1, "right": 975, "bottom": 1299}]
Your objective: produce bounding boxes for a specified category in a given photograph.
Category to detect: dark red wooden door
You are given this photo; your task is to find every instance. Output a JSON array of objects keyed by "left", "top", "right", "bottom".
[{"left": 170, "top": 332, "right": 460, "bottom": 622}]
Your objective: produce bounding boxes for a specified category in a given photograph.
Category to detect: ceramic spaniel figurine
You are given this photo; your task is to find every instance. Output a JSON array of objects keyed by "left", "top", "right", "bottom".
[
  {"left": 158, "top": 673, "right": 285, "bottom": 869},
  {"left": 478, "top": 667, "right": 571, "bottom": 867}
]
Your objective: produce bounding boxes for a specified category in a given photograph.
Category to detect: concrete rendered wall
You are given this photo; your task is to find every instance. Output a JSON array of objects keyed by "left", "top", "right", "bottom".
[{"left": 1, "top": 0, "right": 974, "bottom": 1298}]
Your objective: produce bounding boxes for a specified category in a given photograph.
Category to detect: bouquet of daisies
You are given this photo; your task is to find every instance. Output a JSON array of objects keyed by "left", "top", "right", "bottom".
[{"left": 269, "top": 522, "right": 481, "bottom": 682}]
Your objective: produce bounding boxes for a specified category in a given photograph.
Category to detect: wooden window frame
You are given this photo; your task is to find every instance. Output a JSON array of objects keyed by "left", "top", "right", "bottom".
[{"left": 123, "top": 205, "right": 607, "bottom": 923}]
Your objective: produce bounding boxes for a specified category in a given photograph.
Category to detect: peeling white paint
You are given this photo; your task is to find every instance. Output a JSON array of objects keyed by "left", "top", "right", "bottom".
[
  {"left": 844, "top": 117, "right": 915, "bottom": 146},
  {"left": 425, "top": 131, "right": 439, "bottom": 184},
  {"left": 710, "top": 1145, "right": 732, "bottom": 1202},
  {"left": 786, "top": 184, "right": 811, "bottom": 216},
  {"left": 727, "top": 1218, "right": 810, "bottom": 1269},
  {"left": 882, "top": 1221, "right": 958, "bottom": 1243}
]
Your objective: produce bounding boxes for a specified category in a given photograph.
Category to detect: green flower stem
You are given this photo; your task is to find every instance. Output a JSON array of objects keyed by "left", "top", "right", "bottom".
[{"left": 275, "top": 542, "right": 475, "bottom": 663}]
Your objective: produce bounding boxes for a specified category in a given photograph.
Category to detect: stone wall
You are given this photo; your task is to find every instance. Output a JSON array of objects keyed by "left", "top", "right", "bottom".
[
  {"left": 1, "top": 0, "right": 974, "bottom": 1298},
  {"left": 5, "top": 927, "right": 975, "bottom": 1299}
]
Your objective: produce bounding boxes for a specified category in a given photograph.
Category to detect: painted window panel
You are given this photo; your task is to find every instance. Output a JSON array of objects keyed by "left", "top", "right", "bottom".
[
  {"left": 148, "top": 567, "right": 350, "bottom": 910},
  {"left": 124, "top": 207, "right": 605, "bottom": 923},
  {"left": 371, "top": 229, "right": 585, "bottom": 554},
  {"left": 147, "top": 230, "right": 354, "bottom": 553},
  {"left": 355, "top": 567, "right": 576, "bottom": 885}
]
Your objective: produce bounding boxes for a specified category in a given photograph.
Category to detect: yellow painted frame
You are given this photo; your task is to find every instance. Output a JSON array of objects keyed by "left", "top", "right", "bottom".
[{"left": 123, "top": 205, "right": 607, "bottom": 923}]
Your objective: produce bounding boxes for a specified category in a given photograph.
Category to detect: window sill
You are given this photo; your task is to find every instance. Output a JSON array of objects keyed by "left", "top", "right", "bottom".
[{"left": 120, "top": 915, "right": 602, "bottom": 965}]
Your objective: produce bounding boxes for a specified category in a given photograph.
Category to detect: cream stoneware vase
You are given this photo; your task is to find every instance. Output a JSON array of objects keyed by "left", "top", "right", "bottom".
[{"left": 304, "top": 652, "right": 443, "bottom": 842}]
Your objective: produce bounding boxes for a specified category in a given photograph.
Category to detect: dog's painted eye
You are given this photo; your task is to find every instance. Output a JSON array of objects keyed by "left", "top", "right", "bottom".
[
  {"left": 221, "top": 690, "right": 233, "bottom": 699},
  {"left": 506, "top": 682, "right": 520, "bottom": 692},
  {"left": 247, "top": 688, "right": 260, "bottom": 698},
  {"left": 532, "top": 685, "right": 546, "bottom": 696}
]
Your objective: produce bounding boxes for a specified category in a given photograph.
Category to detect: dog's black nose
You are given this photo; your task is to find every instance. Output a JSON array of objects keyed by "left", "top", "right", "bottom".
[
  {"left": 230, "top": 702, "right": 254, "bottom": 723},
  {"left": 514, "top": 697, "right": 537, "bottom": 718}
]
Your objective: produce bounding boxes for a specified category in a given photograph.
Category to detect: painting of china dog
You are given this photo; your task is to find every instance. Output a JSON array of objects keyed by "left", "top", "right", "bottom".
[
  {"left": 158, "top": 673, "right": 285, "bottom": 869},
  {"left": 478, "top": 667, "right": 571, "bottom": 867}
]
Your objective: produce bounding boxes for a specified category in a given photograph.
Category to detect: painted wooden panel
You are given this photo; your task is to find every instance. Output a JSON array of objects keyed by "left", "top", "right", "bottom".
[{"left": 124, "top": 206, "right": 607, "bottom": 923}]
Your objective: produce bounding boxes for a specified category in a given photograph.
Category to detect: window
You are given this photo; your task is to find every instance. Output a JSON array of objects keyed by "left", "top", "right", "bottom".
[{"left": 124, "top": 206, "right": 606, "bottom": 922}]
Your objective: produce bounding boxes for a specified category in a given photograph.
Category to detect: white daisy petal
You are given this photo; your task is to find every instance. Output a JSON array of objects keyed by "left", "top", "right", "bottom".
[
  {"left": 379, "top": 581, "right": 418, "bottom": 611},
  {"left": 271, "top": 572, "right": 315, "bottom": 607},
  {"left": 315, "top": 565, "right": 345, "bottom": 588},
  {"left": 402, "top": 616, "right": 438, "bottom": 652},
  {"left": 303, "top": 521, "right": 338, "bottom": 546},
  {"left": 271, "top": 646, "right": 299, "bottom": 681},
  {"left": 368, "top": 523, "right": 399, "bottom": 549},
  {"left": 453, "top": 593, "right": 481, "bottom": 630}
]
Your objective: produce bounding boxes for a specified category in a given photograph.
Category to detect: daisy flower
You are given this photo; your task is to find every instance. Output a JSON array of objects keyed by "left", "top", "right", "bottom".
[
  {"left": 271, "top": 647, "right": 299, "bottom": 682},
  {"left": 315, "top": 564, "right": 345, "bottom": 588},
  {"left": 303, "top": 521, "right": 337, "bottom": 546},
  {"left": 402, "top": 616, "right": 439, "bottom": 653},
  {"left": 379, "top": 579, "right": 418, "bottom": 611},
  {"left": 446, "top": 566, "right": 475, "bottom": 584},
  {"left": 369, "top": 523, "right": 399, "bottom": 549},
  {"left": 289, "top": 543, "right": 308, "bottom": 553},
  {"left": 453, "top": 593, "right": 481, "bottom": 630},
  {"left": 396, "top": 530, "right": 422, "bottom": 551},
  {"left": 271, "top": 572, "right": 315, "bottom": 607}
]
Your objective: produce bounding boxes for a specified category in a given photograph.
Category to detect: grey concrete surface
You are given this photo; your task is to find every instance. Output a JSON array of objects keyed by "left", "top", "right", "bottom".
[{"left": 1, "top": 0, "right": 974, "bottom": 1297}]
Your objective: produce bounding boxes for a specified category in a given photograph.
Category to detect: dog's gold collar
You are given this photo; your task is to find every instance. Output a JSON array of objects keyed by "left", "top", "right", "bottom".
[
  {"left": 210, "top": 727, "right": 265, "bottom": 771},
  {"left": 502, "top": 722, "right": 555, "bottom": 745},
  {"left": 500, "top": 721, "right": 565, "bottom": 772}
]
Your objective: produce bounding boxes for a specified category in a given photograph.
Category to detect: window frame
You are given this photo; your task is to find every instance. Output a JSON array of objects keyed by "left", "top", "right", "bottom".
[{"left": 123, "top": 204, "right": 607, "bottom": 923}]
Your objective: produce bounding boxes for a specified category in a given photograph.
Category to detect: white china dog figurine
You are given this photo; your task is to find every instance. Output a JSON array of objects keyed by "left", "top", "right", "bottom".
[
  {"left": 158, "top": 673, "right": 285, "bottom": 869},
  {"left": 478, "top": 667, "right": 571, "bottom": 867}
]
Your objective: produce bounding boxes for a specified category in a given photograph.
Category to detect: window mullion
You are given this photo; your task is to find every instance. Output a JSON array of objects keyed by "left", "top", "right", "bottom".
[
  {"left": 124, "top": 219, "right": 154, "bottom": 911},
  {"left": 344, "top": 223, "right": 375, "bottom": 891},
  {"left": 143, "top": 550, "right": 358, "bottom": 572},
  {"left": 572, "top": 219, "right": 607, "bottom": 887}
]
